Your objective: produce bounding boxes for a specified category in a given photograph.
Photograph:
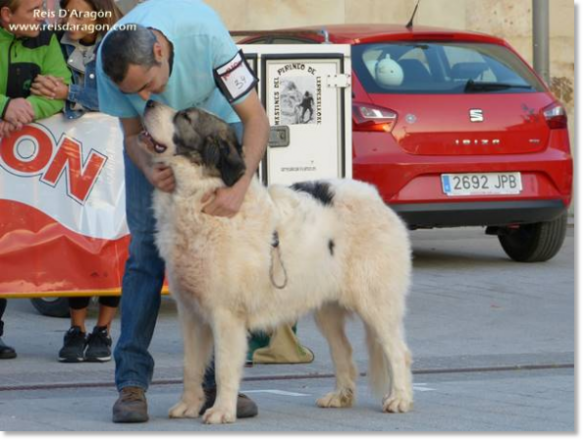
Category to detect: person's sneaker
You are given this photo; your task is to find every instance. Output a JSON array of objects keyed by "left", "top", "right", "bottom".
[
  {"left": 112, "top": 387, "right": 148, "bottom": 423},
  {"left": 0, "top": 337, "right": 17, "bottom": 359},
  {"left": 58, "top": 326, "right": 86, "bottom": 362},
  {"left": 85, "top": 326, "right": 112, "bottom": 362},
  {"left": 200, "top": 388, "right": 258, "bottom": 418}
]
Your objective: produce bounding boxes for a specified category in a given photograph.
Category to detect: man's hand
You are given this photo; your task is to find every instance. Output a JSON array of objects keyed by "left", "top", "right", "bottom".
[
  {"left": 146, "top": 162, "right": 176, "bottom": 193},
  {"left": 3, "top": 99, "right": 35, "bottom": 128},
  {"left": 202, "top": 175, "right": 250, "bottom": 218},
  {"left": 30, "top": 75, "right": 68, "bottom": 101}
]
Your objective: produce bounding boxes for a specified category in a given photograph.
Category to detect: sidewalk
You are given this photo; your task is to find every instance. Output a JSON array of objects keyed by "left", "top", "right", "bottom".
[{"left": 0, "top": 227, "right": 575, "bottom": 431}]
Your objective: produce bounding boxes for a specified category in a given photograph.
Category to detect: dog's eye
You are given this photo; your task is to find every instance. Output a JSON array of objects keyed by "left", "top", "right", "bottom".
[{"left": 182, "top": 113, "right": 192, "bottom": 123}]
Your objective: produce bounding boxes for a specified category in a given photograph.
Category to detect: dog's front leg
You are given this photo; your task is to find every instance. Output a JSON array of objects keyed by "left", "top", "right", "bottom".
[
  {"left": 169, "top": 305, "right": 213, "bottom": 418},
  {"left": 202, "top": 310, "right": 247, "bottom": 425}
]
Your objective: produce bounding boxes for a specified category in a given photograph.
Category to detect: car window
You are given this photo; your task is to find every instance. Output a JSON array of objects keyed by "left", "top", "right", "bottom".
[{"left": 353, "top": 42, "right": 546, "bottom": 94}]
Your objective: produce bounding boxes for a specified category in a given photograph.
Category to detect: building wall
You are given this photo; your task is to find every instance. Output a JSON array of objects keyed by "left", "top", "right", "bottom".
[{"left": 204, "top": 0, "right": 575, "bottom": 151}]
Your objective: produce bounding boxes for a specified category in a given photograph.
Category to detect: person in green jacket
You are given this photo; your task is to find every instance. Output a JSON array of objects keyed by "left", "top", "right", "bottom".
[
  {"left": 0, "top": 0, "right": 71, "bottom": 359},
  {"left": 0, "top": 0, "right": 71, "bottom": 139}
]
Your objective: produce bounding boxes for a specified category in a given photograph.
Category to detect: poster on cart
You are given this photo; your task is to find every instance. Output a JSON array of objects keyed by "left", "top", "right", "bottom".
[{"left": 0, "top": 114, "right": 130, "bottom": 297}]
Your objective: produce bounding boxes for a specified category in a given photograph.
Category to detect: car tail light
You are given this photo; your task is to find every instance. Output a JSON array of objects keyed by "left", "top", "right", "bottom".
[
  {"left": 543, "top": 103, "right": 568, "bottom": 130},
  {"left": 352, "top": 103, "right": 398, "bottom": 133}
]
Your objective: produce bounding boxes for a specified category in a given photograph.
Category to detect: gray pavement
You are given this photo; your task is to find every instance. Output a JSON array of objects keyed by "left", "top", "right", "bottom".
[{"left": 0, "top": 226, "right": 575, "bottom": 432}]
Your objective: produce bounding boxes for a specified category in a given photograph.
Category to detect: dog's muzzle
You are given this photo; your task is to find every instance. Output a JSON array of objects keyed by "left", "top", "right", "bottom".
[{"left": 141, "top": 130, "right": 168, "bottom": 154}]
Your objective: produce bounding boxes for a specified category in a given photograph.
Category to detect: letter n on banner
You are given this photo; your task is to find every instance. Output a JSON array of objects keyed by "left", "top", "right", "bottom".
[{"left": 42, "top": 137, "right": 107, "bottom": 204}]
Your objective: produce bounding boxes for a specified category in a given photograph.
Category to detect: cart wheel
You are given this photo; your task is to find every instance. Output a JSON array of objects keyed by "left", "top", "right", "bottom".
[{"left": 30, "top": 297, "right": 71, "bottom": 318}]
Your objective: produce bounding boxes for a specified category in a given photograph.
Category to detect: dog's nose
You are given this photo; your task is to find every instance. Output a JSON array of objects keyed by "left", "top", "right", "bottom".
[{"left": 146, "top": 100, "right": 156, "bottom": 109}]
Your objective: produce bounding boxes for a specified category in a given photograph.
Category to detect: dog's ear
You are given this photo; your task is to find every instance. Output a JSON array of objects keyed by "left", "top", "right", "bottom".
[
  {"left": 203, "top": 136, "right": 246, "bottom": 186},
  {"left": 200, "top": 137, "right": 222, "bottom": 168}
]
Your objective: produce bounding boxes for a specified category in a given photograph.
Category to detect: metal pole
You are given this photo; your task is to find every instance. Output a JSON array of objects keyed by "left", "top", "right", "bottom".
[{"left": 532, "top": 0, "right": 550, "bottom": 85}]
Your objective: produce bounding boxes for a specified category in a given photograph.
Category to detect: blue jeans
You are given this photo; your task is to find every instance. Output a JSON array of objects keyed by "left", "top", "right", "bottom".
[{"left": 114, "top": 122, "right": 243, "bottom": 392}]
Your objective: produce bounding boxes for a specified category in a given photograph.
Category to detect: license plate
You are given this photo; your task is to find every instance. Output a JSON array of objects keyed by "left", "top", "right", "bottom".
[{"left": 441, "top": 172, "right": 522, "bottom": 196}]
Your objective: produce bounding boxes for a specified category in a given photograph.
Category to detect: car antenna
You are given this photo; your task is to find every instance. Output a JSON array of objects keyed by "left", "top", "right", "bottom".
[{"left": 406, "top": 0, "right": 420, "bottom": 29}]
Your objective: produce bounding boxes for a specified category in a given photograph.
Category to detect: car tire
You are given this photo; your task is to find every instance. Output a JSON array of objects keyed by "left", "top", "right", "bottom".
[
  {"left": 498, "top": 211, "right": 568, "bottom": 262},
  {"left": 30, "top": 297, "right": 71, "bottom": 318}
]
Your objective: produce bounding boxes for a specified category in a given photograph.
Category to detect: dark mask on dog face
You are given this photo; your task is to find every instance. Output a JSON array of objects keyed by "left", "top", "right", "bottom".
[{"left": 172, "top": 109, "right": 246, "bottom": 187}]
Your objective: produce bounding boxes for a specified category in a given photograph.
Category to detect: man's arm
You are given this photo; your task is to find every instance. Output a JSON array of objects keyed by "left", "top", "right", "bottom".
[
  {"left": 202, "top": 89, "right": 270, "bottom": 217},
  {"left": 119, "top": 117, "right": 176, "bottom": 193}
]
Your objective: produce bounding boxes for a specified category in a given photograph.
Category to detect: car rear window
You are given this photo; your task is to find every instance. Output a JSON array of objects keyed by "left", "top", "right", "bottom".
[{"left": 353, "top": 42, "right": 546, "bottom": 94}]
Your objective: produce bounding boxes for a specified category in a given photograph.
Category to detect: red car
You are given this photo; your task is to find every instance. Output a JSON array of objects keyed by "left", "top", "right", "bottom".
[{"left": 240, "top": 24, "right": 573, "bottom": 262}]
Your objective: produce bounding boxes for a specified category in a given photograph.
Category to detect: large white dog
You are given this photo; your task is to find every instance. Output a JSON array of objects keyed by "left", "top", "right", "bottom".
[{"left": 142, "top": 100, "right": 413, "bottom": 424}]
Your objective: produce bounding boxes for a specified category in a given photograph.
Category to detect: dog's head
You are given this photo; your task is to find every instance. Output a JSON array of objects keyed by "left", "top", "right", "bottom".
[{"left": 142, "top": 100, "right": 246, "bottom": 186}]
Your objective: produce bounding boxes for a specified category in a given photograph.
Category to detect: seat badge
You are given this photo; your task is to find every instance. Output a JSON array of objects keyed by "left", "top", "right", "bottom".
[{"left": 470, "top": 109, "right": 484, "bottom": 122}]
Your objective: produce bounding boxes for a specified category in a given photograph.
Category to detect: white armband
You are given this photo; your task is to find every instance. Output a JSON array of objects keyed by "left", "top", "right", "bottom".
[{"left": 214, "top": 50, "right": 258, "bottom": 103}]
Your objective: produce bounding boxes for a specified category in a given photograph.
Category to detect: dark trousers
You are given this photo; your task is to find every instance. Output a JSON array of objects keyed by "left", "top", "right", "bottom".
[
  {"left": 68, "top": 296, "right": 121, "bottom": 310},
  {"left": 0, "top": 298, "right": 6, "bottom": 337}
]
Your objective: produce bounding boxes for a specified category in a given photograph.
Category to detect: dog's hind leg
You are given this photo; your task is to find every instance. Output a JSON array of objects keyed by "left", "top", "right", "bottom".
[
  {"left": 314, "top": 302, "right": 358, "bottom": 408},
  {"left": 360, "top": 309, "right": 413, "bottom": 413},
  {"left": 169, "top": 304, "right": 213, "bottom": 419},
  {"left": 202, "top": 310, "right": 248, "bottom": 424}
]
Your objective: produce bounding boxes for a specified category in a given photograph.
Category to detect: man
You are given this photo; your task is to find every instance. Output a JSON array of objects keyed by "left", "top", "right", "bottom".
[
  {"left": 96, "top": 0, "right": 270, "bottom": 423},
  {"left": 0, "top": 0, "right": 71, "bottom": 138},
  {"left": 0, "top": 0, "right": 72, "bottom": 357}
]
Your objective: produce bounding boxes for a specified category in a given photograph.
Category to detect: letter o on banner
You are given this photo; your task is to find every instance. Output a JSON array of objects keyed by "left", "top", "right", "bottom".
[{"left": 0, "top": 126, "right": 54, "bottom": 175}]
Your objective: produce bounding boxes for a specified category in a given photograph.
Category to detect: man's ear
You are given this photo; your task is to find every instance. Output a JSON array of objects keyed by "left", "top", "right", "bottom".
[
  {"left": 216, "top": 137, "right": 246, "bottom": 187},
  {"left": 153, "top": 41, "right": 164, "bottom": 63}
]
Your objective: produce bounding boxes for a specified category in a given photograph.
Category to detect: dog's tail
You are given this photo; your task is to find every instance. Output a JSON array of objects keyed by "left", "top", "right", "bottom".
[{"left": 365, "top": 324, "right": 391, "bottom": 400}]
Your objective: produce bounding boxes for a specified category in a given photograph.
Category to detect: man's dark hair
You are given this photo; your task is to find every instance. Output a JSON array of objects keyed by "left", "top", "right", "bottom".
[{"left": 101, "top": 24, "right": 160, "bottom": 84}]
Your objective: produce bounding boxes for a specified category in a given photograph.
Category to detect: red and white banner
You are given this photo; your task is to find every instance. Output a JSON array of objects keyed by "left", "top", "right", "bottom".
[{"left": 0, "top": 114, "right": 130, "bottom": 297}]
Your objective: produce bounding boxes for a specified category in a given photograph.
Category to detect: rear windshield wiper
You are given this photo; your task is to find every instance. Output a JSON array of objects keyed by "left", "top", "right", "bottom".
[{"left": 464, "top": 79, "right": 533, "bottom": 92}]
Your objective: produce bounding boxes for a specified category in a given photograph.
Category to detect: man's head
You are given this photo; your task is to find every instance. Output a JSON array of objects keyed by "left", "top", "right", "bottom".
[
  {"left": 0, "top": 0, "right": 44, "bottom": 38},
  {"left": 101, "top": 24, "right": 172, "bottom": 101}
]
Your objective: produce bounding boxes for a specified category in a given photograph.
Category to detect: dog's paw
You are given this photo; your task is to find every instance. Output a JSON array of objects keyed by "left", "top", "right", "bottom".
[
  {"left": 316, "top": 388, "right": 355, "bottom": 408},
  {"left": 382, "top": 392, "right": 413, "bottom": 413},
  {"left": 168, "top": 399, "right": 204, "bottom": 419},
  {"left": 202, "top": 406, "right": 236, "bottom": 424}
]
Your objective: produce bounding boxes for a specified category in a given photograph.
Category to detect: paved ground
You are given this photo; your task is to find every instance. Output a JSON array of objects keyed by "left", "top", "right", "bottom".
[{"left": 0, "top": 226, "right": 575, "bottom": 432}]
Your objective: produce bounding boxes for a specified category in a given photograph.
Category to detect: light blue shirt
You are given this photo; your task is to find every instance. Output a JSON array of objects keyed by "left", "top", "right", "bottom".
[{"left": 96, "top": 0, "right": 243, "bottom": 123}]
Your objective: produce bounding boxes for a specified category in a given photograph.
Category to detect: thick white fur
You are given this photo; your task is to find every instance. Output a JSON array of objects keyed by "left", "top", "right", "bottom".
[{"left": 153, "top": 156, "right": 413, "bottom": 424}]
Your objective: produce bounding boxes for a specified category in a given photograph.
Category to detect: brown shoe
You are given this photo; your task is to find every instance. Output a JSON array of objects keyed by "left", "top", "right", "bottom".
[
  {"left": 200, "top": 388, "right": 258, "bottom": 418},
  {"left": 112, "top": 387, "right": 149, "bottom": 423}
]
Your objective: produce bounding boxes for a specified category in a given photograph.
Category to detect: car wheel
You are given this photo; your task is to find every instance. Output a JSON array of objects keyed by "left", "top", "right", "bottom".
[
  {"left": 498, "top": 211, "right": 568, "bottom": 262},
  {"left": 30, "top": 297, "right": 71, "bottom": 318}
]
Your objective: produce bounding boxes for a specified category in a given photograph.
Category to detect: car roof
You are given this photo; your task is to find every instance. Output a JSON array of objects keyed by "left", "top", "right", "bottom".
[{"left": 235, "top": 24, "right": 507, "bottom": 46}]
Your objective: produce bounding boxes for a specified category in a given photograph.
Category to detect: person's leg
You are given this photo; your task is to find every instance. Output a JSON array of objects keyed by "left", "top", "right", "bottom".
[
  {"left": 114, "top": 150, "right": 166, "bottom": 392},
  {"left": 0, "top": 298, "right": 16, "bottom": 359},
  {"left": 96, "top": 296, "right": 121, "bottom": 331},
  {"left": 69, "top": 297, "right": 91, "bottom": 332},
  {"left": 58, "top": 297, "right": 91, "bottom": 362},
  {"left": 112, "top": 150, "right": 166, "bottom": 423},
  {"left": 0, "top": 298, "right": 6, "bottom": 336},
  {"left": 86, "top": 296, "right": 121, "bottom": 363}
]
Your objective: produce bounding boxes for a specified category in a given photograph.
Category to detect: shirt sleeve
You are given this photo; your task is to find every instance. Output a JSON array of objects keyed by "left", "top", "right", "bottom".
[
  {"left": 210, "top": 25, "right": 254, "bottom": 106},
  {"left": 96, "top": 47, "right": 139, "bottom": 118}
]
